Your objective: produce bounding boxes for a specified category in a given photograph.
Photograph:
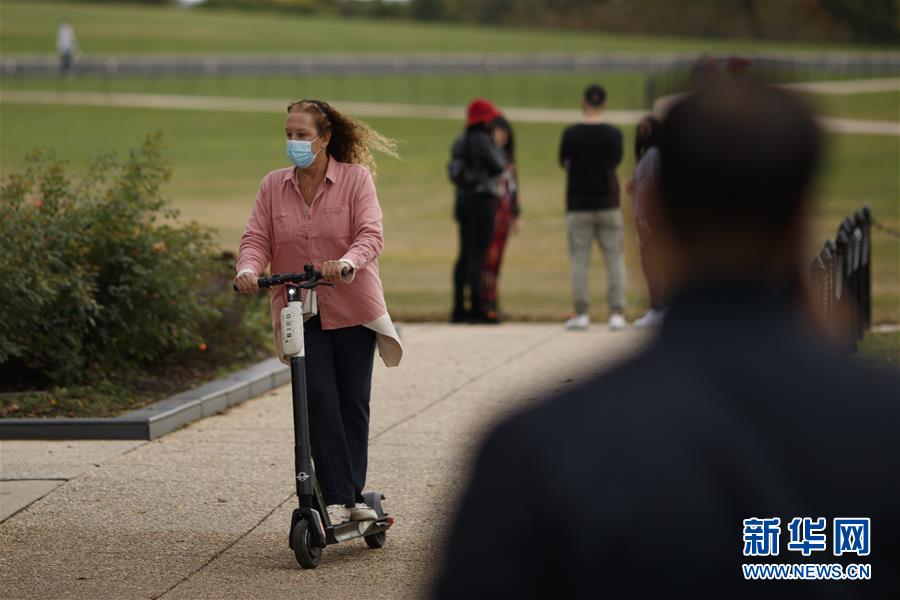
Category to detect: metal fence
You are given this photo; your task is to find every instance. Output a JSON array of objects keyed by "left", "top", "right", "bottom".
[
  {"left": 0, "top": 53, "right": 681, "bottom": 78},
  {"left": 4, "top": 52, "right": 898, "bottom": 110},
  {"left": 809, "top": 207, "right": 872, "bottom": 352}
]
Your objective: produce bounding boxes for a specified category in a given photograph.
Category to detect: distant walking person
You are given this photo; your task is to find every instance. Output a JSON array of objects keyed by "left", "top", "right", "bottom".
[
  {"left": 560, "top": 85, "right": 626, "bottom": 331},
  {"left": 56, "top": 21, "right": 77, "bottom": 79},
  {"left": 630, "top": 115, "right": 665, "bottom": 327},
  {"left": 448, "top": 98, "right": 507, "bottom": 324},
  {"left": 481, "top": 115, "right": 520, "bottom": 322}
]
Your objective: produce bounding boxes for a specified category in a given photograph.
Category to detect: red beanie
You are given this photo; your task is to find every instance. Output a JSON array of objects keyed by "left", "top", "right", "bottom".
[{"left": 466, "top": 98, "right": 501, "bottom": 127}]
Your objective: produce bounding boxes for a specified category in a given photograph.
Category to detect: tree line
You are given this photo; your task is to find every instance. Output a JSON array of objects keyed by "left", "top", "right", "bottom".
[{"left": 72, "top": 0, "right": 899, "bottom": 44}]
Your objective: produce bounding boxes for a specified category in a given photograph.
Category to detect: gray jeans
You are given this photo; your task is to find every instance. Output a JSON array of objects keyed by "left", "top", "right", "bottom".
[{"left": 567, "top": 209, "right": 627, "bottom": 315}]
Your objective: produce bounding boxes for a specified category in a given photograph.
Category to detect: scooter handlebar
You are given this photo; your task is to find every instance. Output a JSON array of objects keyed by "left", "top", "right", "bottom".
[{"left": 232, "top": 266, "right": 353, "bottom": 291}]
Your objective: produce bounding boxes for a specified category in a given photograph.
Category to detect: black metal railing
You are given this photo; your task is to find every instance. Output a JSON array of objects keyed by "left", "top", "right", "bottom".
[{"left": 809, "top": 207, "right": 872, "bottom": 351}]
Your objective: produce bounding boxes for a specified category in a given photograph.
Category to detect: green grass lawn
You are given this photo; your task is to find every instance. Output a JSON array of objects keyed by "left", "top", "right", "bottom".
[
  {"left": 0, "top": 72, "right": 653, "bottom": 111},
  {"left": 4, "top": 74, "right": 898, "bottom": 121},
  {"left": 2, "top": 101, "right": 897, "bottom": 323},
  {"left": 2, "top": 0, "right": 895, "bottom": 55},
  {"left": 857, "top": 331, "right": 900, "bottom": 370}
]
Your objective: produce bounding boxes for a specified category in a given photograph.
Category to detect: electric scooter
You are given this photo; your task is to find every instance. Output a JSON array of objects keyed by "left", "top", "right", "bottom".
[{"left": 235, "top": 264, "right": 394, "bottom": 568}]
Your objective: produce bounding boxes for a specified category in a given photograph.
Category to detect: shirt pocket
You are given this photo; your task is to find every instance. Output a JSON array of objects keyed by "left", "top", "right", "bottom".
[{"left": 315, "top": 206, "right": 352, "bottom": 244}]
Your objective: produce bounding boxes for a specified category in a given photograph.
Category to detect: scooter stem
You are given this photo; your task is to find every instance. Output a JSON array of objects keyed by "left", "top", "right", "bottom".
[{"left": 291, "top": 355, "right": 315, "bottom": 506}]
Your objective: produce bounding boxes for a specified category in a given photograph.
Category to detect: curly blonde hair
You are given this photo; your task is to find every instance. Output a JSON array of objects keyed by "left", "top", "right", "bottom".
[{"left": 288, "top": 99, "right": 398, "bottom": 177}]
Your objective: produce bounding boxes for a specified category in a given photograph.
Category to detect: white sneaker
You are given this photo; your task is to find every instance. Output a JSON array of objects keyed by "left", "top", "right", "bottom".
[
  {"left": 565, "top": 314, "right": 590, "bottom": 330},
  {"left": 634, "top": 309, "right": 665, "bottom": 328},
  {"left": 608, "top": 313, "right": 627, "bottom": 331},
  {"left": 326, "top": 504, "right": 351, "bottom": 525},
  {"left": 349, "top": 502, "right": 378, "bottom": 521}
]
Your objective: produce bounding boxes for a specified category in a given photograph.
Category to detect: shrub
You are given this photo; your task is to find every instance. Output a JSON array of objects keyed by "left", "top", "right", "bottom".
[{"left": 0, "top": 133, "right": 232, "bottom": 387}]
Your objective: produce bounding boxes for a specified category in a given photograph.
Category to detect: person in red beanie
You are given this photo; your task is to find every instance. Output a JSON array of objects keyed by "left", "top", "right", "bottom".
[{"left": 447, "top": 98, "right": 508, "bottom": 323}]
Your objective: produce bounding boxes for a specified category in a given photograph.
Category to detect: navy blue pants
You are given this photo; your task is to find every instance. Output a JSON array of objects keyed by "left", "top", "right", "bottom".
[{"left": 304, "top": 316, "right": 376, "bottom": 507}]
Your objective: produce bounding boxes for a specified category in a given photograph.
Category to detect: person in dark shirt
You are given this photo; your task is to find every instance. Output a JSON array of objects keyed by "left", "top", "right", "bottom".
[
  {"left": 449, "top": 98, "right": 507, "bottom": 323},
  {"left": 560, "top": 85, "right": 627, "bottom": 331},
  {"left": 435, "top": 81, "right": 899, "bottom": 599}
]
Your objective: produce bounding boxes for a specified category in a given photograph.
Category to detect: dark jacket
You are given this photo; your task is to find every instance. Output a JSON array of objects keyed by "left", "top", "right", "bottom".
[
  {"left": 436, "top": 282, "right": 900, "bottom": 599},
  {"left": 450, "top": 128, "right": 506, "bottom": 202}
]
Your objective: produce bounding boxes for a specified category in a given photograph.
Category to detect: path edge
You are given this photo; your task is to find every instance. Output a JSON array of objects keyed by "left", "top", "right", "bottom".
[{"left": 0, "top": 358, "right": 289, "bottom": 441}]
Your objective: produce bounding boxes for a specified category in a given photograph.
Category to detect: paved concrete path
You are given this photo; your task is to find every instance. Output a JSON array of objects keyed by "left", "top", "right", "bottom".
[
  {"left": 4, "top": 89, "right": 898, "bottom": 135},
  {"left": 782, "top": 77, "right": 899, "bottom": 95},
  {"left": 0, "top": 89, "right": 645, "bottom": 125},
  {"left": 0, "top": 324, "right": 648, "bottom": 599}
]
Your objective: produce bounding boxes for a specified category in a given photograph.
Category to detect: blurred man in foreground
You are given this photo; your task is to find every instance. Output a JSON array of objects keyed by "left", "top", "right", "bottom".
[{"left": 435, "top": 82, "right": 899, "bottom": 598}]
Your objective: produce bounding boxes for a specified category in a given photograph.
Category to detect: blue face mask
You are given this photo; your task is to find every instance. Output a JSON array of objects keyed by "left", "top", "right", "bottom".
[{"left": 286, "top": 137, "right": 319, "bottom": 169}]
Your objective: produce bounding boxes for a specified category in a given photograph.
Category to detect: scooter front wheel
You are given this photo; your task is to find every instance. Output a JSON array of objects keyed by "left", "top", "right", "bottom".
[{"left": 291, "top": 519, "right": 323, "bottom": 568}]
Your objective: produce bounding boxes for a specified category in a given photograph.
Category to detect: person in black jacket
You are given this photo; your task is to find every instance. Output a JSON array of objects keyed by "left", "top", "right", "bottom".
[
  {"left": 435, "top": 81, "right": 899, "bottom": 598},
  {"left": 449, "top": 98, "right": 507, "bottom": 323}
]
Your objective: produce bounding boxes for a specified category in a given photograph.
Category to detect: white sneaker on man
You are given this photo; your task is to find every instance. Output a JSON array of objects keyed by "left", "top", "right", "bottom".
[
  {"left": 608, "top": 313, "right": 627, "bottom": 331},
  {"left": 326, "top": 504, "right": 351, "bottom": 525},
  {"left": 349, "top": 502, "right": 378, "bottom": 521},
  {"left": 565, "top": 314, "right": 590, "bottom": 331},
  {"left": 634, "top": 309, "right": 665, "bottom": 328}
]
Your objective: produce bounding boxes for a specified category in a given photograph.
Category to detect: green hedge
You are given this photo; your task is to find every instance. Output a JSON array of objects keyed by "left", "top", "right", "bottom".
[{"left": 0, "top": 133, "right": 261, "bottom": 388}]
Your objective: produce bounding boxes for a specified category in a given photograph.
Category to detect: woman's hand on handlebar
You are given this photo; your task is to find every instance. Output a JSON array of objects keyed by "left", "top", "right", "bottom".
[
  {"left": 322, "top": 260, "right": 351, "bottom": 283},
  {"left": 234, "top": 271, "right": 259, "bottom": 294}
]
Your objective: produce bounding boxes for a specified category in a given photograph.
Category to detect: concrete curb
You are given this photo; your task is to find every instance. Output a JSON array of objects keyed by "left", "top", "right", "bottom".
[{"left": 0, "top": 358, "right": 289, "bottom": 441}]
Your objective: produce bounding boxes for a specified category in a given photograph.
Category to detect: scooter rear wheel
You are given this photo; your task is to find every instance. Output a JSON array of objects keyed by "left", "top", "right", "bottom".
[
  {"left": 291, "top": 519, "right": 323, "bottom": 568},
  {"left": 365, "top": 531, "right": 387, "bottom": 549}
]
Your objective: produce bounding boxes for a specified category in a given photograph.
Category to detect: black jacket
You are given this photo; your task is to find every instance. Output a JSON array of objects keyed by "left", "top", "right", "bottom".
[
  {"left": 450, "top": 129, "right": 506, "bottom": 201},
  {"left": 436, "top": 283, "right": 899, "bottom": 599}
]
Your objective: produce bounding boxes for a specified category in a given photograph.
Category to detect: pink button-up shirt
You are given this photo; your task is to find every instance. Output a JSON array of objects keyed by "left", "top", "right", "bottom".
[{"left": 237, "top": 159, "right": 388, "bottom": 335}]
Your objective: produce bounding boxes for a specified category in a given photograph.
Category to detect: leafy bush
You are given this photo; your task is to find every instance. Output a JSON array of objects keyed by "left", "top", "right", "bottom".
[{"left": 0, "top": 133, "right": 260, "bottom": 389}]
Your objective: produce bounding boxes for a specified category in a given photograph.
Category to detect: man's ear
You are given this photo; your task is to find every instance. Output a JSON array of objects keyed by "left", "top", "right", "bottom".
[{"left": 642, "top": 179, "right": 680, "bottom": 280}]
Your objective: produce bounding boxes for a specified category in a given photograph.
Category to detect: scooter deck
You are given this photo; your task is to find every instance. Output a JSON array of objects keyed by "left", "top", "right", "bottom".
[{"left": 328, "top": 516, "right": 393, "bottom": 544}]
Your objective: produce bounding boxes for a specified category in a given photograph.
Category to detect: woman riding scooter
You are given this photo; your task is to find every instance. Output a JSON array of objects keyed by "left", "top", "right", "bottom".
[{"left": 234, "top": 99, "right": 402, "bottom": 527}]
